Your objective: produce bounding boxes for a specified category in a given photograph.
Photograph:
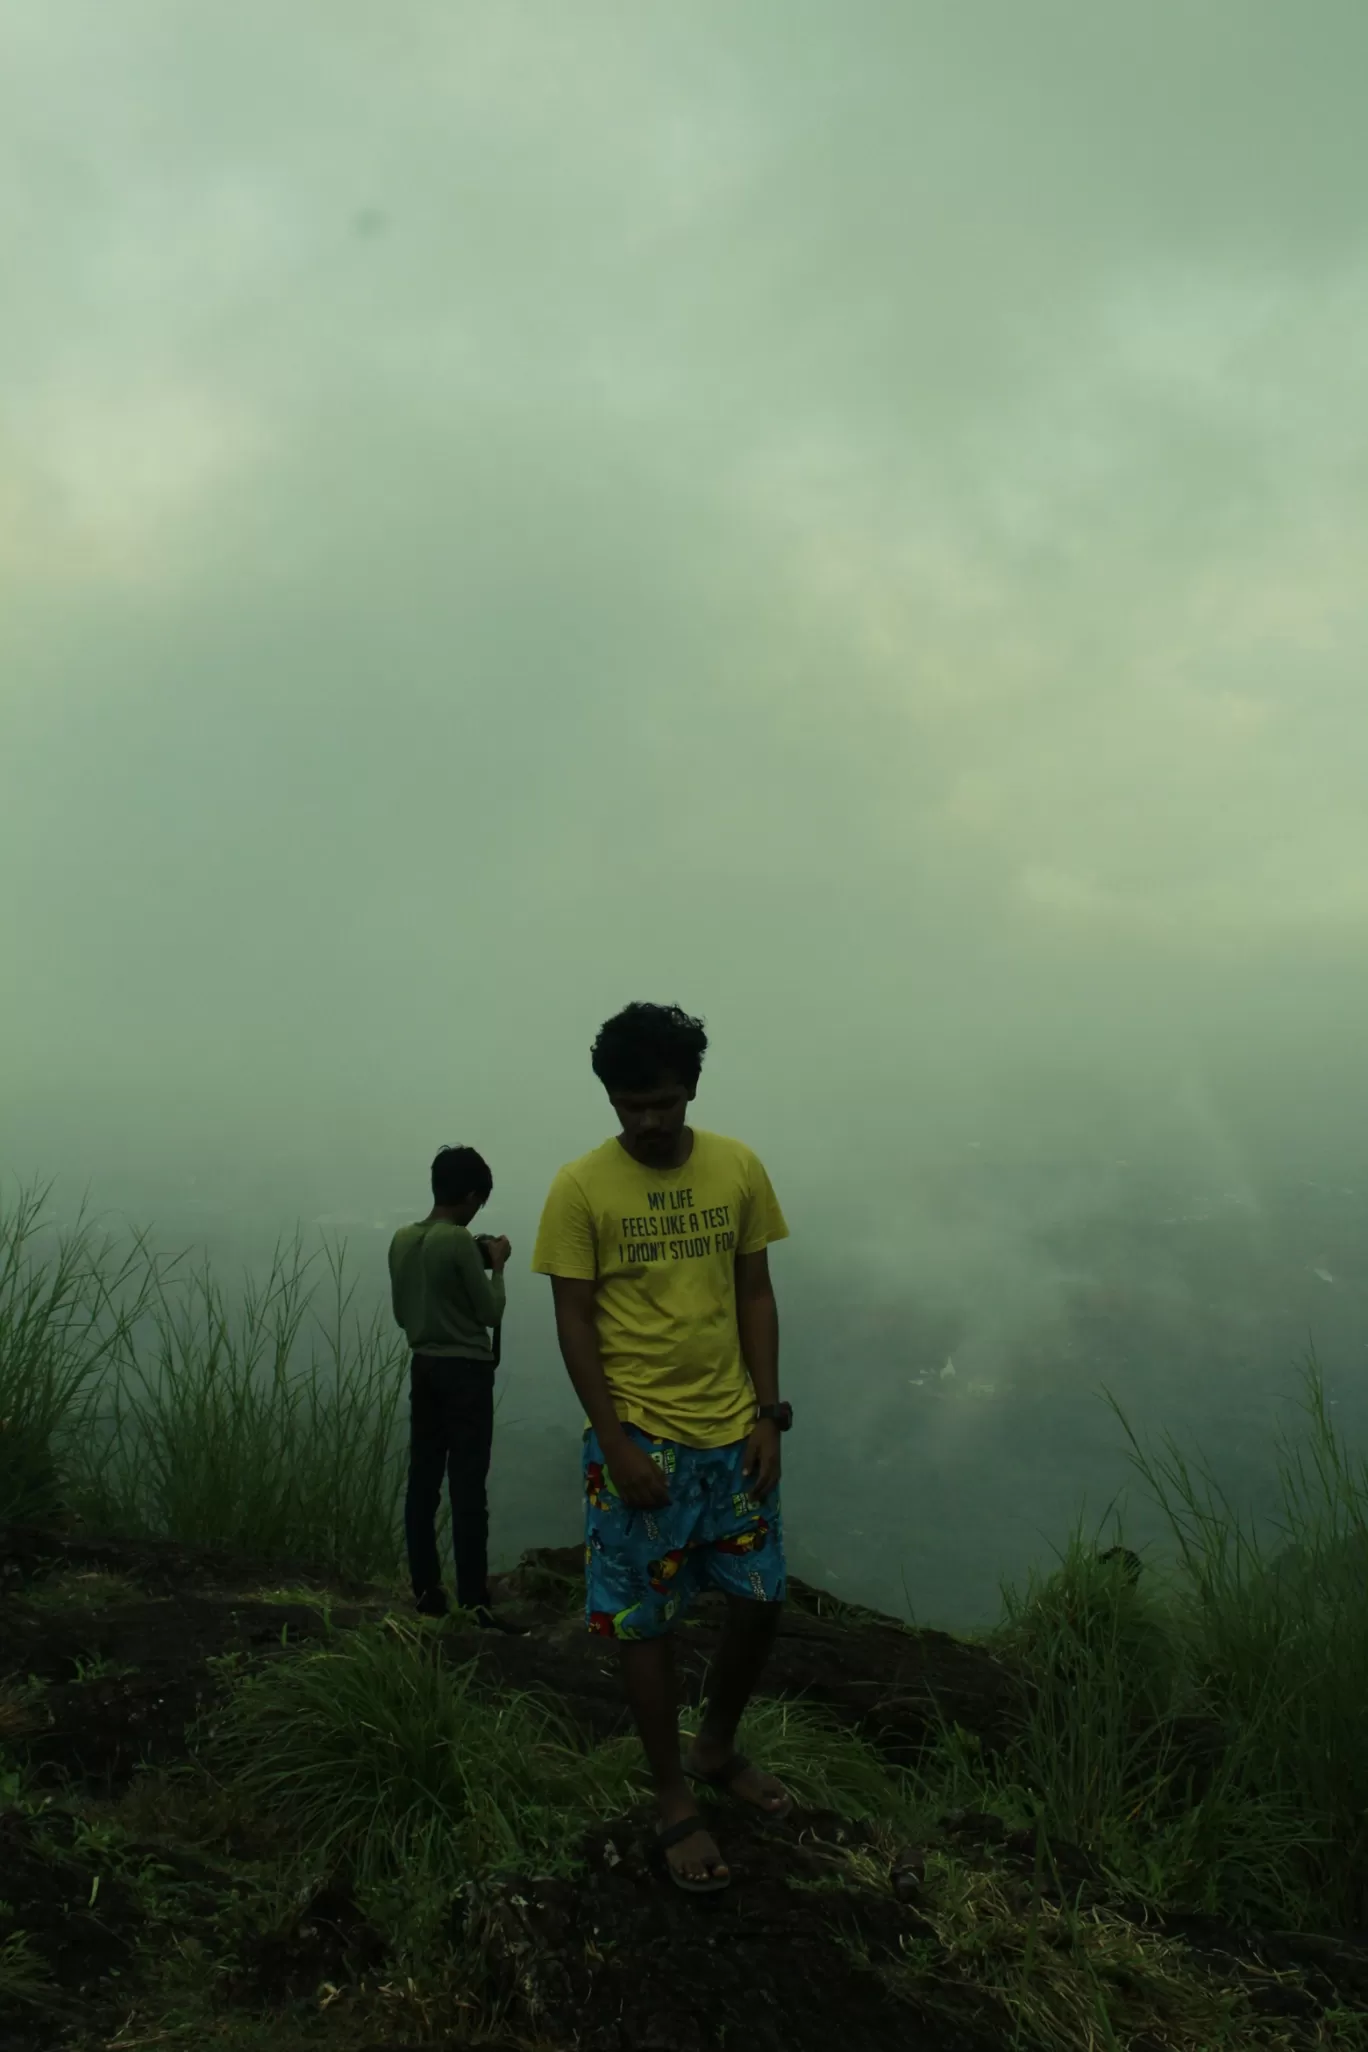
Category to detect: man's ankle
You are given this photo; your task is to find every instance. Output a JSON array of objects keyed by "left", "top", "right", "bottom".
[{"left": 653, "top": 1775, "right": 696, "bottom": 1819}]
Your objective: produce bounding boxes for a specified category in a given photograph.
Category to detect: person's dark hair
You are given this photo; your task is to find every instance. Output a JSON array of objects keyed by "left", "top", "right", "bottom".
[
  {"left": 1098, "top": 1546, "right": 1143, "bottom": 1588},
  {"left": 431, "top": 1144, "right": 492, "bottom": 1207},
  {"left": 590, "top": 1002, "right": 708, "bottom": 1094}
]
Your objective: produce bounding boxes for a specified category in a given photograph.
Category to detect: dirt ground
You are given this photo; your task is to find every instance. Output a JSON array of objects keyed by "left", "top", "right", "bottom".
[{"left": 3, "top": 1522, "right": 1367, "bottom": 2052}]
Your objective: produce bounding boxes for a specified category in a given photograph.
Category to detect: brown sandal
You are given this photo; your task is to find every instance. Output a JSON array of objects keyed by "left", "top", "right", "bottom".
[
  {"left": 685, "top": 1749, "right": 794, "bottom": 1822},
  {"left": 654, "top": 1814, "right": 731, "bottom": 1894}
]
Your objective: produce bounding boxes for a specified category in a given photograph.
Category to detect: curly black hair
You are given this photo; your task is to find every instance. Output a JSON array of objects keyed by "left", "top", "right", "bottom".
[
  {"left": 590, "top": 1002, "right": 708, "bottom": 1094},
  {"left": 431, "top": 1144, "right": 492, "bottom": 1207}
]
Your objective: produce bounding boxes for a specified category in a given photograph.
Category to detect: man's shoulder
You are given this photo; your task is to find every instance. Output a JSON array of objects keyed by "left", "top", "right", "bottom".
[
  {"left": 694, "top": 1129, "right": 764, "bottom": 1175},
  {"left": 392, "top": 1219, "right": 472, "bottom": 1254},
  {"left": 546, "top": 1138, "right": 619, "bottom": 1191},
  {"left": 427, "top": 1218, "right": 476, "bottom": 1244}
]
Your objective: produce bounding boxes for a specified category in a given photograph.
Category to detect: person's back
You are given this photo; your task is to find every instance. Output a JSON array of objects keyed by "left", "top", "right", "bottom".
[
  {"left": 389, "top": 1144, "right": 513, "bottom": 1627},
  {"left": 388, "top": 1217, "right": 501, "bottom": 1362}
]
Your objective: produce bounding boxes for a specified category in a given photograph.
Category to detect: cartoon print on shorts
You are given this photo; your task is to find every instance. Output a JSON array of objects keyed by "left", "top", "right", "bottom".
[
  {"left": 648, "top": 1546, "right": 689, "bottom": 1594},
  {"left": 587, "top": 1598, "right": 675, "bottom": 1641},
  {"left": 587, "top": 1606, "right": 638, "bottom": 1639},
  {"left": 585, "top": 1460, "right": 616, "bottom": 1512},
  {"left": 583, "top": 1426, "right": 786, "bottom": 1638},
  {"left": 713, "top": 1516, "right": 770, "bottom": 1558}
]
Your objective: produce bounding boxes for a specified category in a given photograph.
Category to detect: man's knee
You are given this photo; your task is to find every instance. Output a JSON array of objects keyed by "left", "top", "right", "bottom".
[
  {"left": 724, "top": 1591, "right": 784, "bottom": 1634},
  {"left": 405, "top": 1450, "right": 445, "bottom": 1505}
]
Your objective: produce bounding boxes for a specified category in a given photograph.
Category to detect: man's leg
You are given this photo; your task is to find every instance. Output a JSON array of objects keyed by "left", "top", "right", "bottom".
[
  {"left": 619, "top": 1635, "right": 728, "bottom": 1885},
  {"left": 403, "top": 1357, "right": 449, "bottom": 1610},
  {"left": 685, "top": 1596, "right": 788, "bottom": 1810},
  {"left": 683, "top": 1440, "right": 790, "bottom": 1812},
  {"left": 444, "top": 1361, "right": 495, "bottom": 1614},
  {"left": 584, "top": 1429, "right": 727, "bottom": 1885}
]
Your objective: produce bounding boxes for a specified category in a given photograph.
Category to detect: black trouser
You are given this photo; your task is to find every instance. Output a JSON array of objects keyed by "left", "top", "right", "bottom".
[{"left": 403, "top": 1354, "right": 495, "bottom": 1610}]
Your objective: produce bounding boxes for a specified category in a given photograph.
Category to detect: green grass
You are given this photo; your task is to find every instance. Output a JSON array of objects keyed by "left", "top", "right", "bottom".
[
  {"left": 199, "top": 1617, "right": 934, "bottom": 1963},
  {"left": 2, "top": 1179, "right": 410, "bottom": 1580},
  {"left": 706, "top": 1692, "right": 924, "bottom": 1826},
  {"left": 0, "top": 1180, "right": 160, "bottom": 1522},
  {"left": 906, "top": 1352, "right": 1368, "bottom": 1938},
  {"left": 875, "top": 1845, "right": 1333, "bottom": 2052},
  {"left": 0, "top": 1928, "right": 57, "bottom": 2016},
  {"left": 202, "top": 1615, "right": 641, "bottom": 1956},
  {"left": 74, "top": 1233, "right": 409, "bottom": 1581},
  {"left": 1114, "top": 1361, "right": 1368, "bottom": 1928}
]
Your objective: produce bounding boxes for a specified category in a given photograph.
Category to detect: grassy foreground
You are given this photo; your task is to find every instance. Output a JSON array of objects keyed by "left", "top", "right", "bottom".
[{"left": 3, "top": 1180, "right": 1368, "bottom": 2050}]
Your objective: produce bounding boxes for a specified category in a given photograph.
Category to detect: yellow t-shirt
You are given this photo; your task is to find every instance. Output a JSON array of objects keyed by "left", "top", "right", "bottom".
[{"left": 530, "top": 1128, "right": 789, "bottom": 1449}]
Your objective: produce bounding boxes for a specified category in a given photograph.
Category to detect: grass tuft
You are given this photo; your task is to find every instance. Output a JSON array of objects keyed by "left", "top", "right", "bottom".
[
  {"left": 203, "top": 1617, "right": 641, "bottom": 1952},
  {"left": 0, "top": 1179, "right": 160, "bottom": 1522},
  {"left": 71, "top": 1232, "right": 409, "bottom": 1581},
  {"left": 909, "top": 1352, "right": 1368, "bottom": 1937},
  {"left": 893, "top": 1845, "right": 1308, "bottom": 2052}
]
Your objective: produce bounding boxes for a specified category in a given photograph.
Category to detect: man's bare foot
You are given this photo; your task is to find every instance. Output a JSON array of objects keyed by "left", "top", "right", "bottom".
[
  {"left": 656, "top": 1782, "right": 729, "bottom": 1886},
  {"left": 683, "top": 1734, "right": 791, "bottom": 1816}
]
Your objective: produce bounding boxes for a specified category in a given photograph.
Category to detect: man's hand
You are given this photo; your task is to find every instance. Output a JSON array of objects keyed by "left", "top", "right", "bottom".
[
  {"left": 742, "top": 1417, "right": 782, "bottom": 1499},
  {"left": 603, "top": 1434, "right": 671, "bottom": 1509},
  {"left": 486, "top": 1235, "right": 511, "bottom": 1272}
]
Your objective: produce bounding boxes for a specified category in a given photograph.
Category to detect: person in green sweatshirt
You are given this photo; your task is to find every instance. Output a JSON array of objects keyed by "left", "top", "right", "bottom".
[{"left": 388, "top": 1144, "right": 512, "bottom": 1625}]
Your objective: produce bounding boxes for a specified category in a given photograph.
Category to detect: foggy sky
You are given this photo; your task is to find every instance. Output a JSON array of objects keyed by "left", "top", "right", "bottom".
[{"left": 4, "top": 5, "right": 1368, "bottom": 1613}]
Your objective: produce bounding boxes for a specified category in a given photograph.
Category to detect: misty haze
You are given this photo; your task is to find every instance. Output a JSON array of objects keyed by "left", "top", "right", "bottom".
[{"left": 4, "top": 1, "right": 1367, "bottom": 1631}]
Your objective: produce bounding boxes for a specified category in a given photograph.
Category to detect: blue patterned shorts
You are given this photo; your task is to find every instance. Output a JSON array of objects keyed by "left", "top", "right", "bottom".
[{"left": 583, "top": 1425, "right": 787, "bottom": 1639}]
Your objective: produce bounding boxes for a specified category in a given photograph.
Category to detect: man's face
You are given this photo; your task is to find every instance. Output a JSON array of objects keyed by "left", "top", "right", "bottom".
[{"left": 610, "top": 1076, "right": 695, "bottom": 1162}]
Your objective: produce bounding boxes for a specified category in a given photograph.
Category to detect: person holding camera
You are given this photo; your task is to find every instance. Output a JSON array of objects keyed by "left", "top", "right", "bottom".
[{"left": 388, "top": 1143, "right": 515, "bottom": 1628}]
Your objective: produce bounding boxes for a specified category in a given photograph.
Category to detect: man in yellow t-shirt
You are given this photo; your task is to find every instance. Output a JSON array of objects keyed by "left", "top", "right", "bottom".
[{"left": 531, "top": 1001, "right": 793, "bottom": 1895}]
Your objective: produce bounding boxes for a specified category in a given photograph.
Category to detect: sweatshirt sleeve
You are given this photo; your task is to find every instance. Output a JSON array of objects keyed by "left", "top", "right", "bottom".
[
  {"left": 450, "top": 1228, "right": 506, "bottom": 1327},
  {"left": 387, "top": 1238, "right": 405, "bottom": 1328}
]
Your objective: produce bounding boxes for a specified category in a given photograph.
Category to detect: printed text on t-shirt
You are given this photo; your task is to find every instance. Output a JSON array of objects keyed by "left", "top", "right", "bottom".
[{"left": 619, "top": 1188, "right": 737, "bottom": 1265}]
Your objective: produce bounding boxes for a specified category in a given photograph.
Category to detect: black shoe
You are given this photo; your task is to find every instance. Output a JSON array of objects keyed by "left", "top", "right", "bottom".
[
  {"left": 415, "top": 1587, "right": 450, "bottom": 1619},
  {"left": 471, "top": 1604, "right": 526, "bottom": 1636}
]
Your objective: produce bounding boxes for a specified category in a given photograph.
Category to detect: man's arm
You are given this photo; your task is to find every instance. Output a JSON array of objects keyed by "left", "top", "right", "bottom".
[
  {"left": 451, "top": 1230, "right": 506, "bottom": 1328},
  {"left": 736, "top": 1247, "right": 782, "bottom": 1495},
  {"left": 735, "top": 1248, "right": 780, "bottom": 1407},
  {"left": 548, "top": 1277, "right": 669, "bottom": 1508},
  {"left": 548, "top": 1277, "right": 622, "bottom": 1445}
]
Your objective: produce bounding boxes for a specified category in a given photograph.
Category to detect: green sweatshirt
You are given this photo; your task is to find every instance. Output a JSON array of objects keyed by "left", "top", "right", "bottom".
[{"left": 387, "top": 1220, "right": 506, "bottom": 1362}]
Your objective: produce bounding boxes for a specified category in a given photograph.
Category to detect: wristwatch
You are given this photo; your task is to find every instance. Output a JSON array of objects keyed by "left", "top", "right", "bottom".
[{"left": 757, "top": 1402, "right": 793, "bottom": 1432}]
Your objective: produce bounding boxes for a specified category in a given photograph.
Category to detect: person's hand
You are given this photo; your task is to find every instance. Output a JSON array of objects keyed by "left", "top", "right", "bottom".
[
  {"left": 742, "top": 1417, "right": 782, "bottom": 1498},
  {"left": 603, "top": 1434, "right": 671, "bottom": 1509},
  {"left": 488, "top": 1235, "right": 511, "bottom": 1272}
]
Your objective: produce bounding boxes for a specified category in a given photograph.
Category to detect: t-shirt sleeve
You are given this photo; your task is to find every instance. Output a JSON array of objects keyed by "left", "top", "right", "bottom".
[
  {"left": 737, "top": 1150, "right": 790, "bottom": 1255},
  {"left": 530, "top": 1168, "right": 598, "bottom": 1279}
]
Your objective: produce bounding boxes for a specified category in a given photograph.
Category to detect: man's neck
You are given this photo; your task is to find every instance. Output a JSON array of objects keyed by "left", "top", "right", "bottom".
[{"left": 617, "top": 1126, "right": 695, "bottom": 1171}]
